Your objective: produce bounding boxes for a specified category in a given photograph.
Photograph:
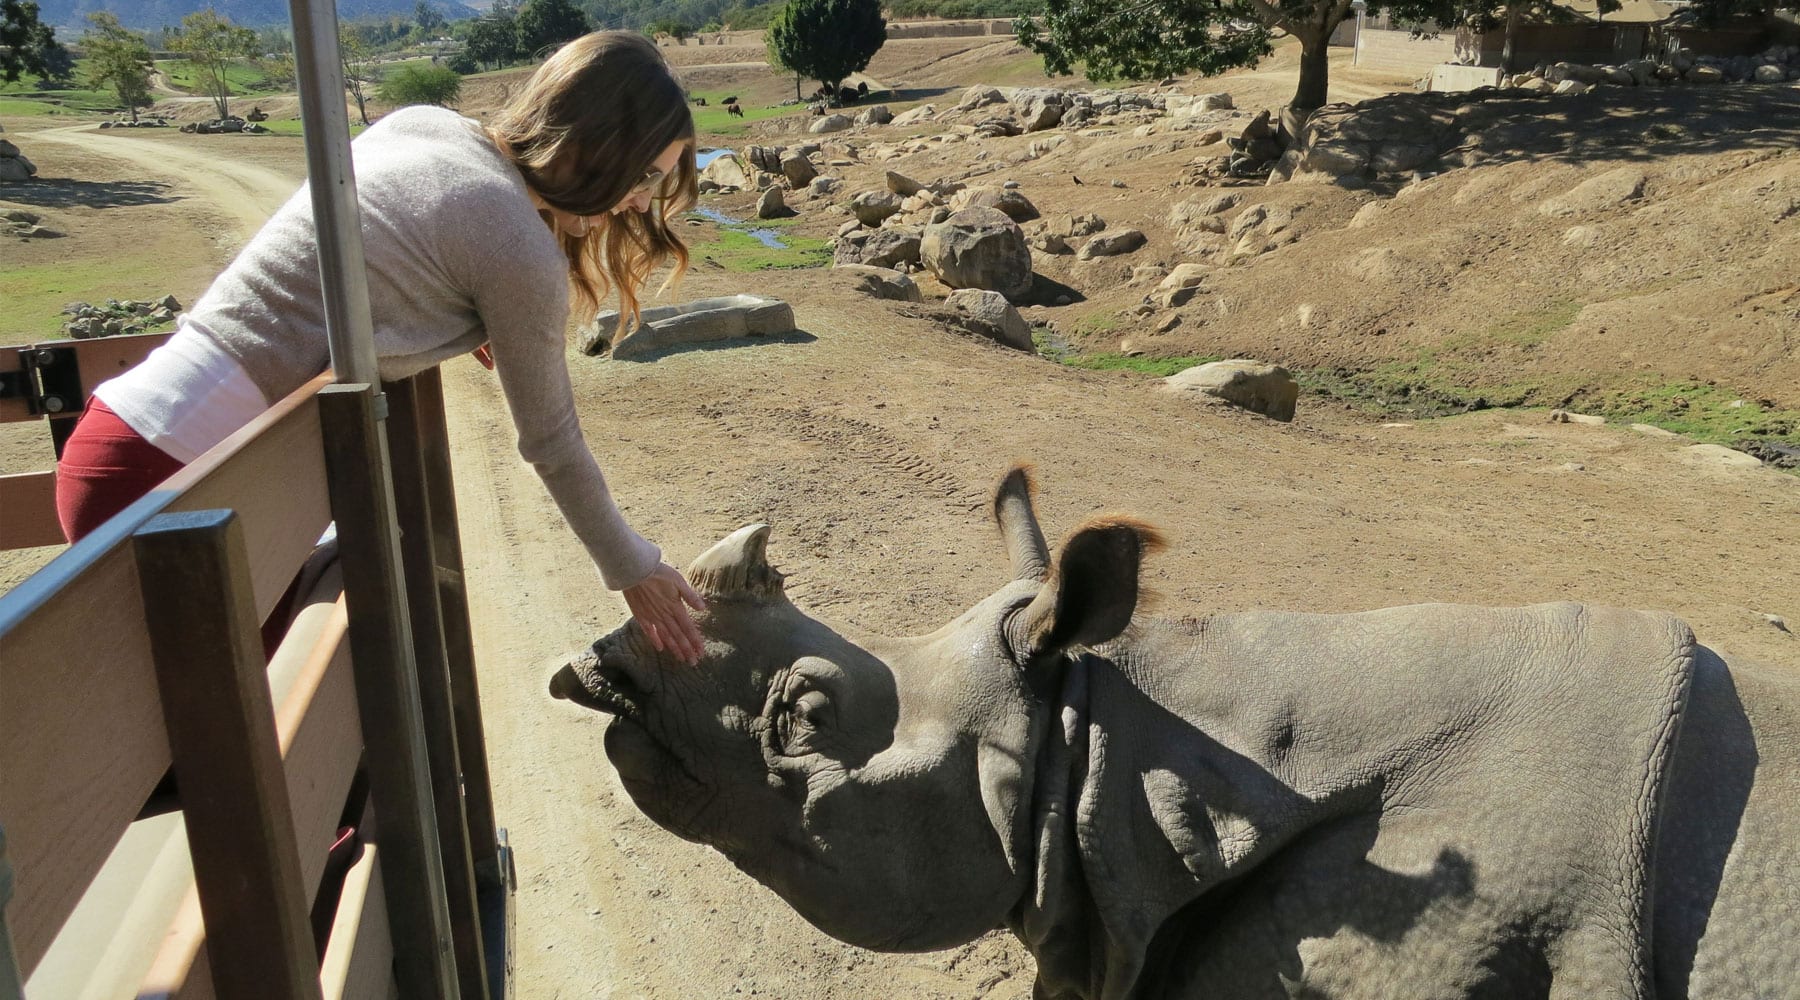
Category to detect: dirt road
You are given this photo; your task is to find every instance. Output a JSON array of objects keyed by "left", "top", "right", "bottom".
[{"left": 26, "top": 124, "right": 298, "bottom": 238}]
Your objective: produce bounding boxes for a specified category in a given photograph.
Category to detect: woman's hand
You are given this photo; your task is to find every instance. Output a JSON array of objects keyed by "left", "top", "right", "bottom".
[{"left": 621, "top": 563, "right": 708, "bottom": 666}]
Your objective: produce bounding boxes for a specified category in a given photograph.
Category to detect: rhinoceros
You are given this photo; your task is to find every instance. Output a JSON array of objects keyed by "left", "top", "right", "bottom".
[{"left": 549, "top": 467, "right": 1799, "bottom": 999}]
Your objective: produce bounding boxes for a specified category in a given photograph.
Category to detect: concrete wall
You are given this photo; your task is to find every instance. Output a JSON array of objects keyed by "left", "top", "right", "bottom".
[
  {"left": 1472, "top": 24, "right": 1651, "bottom": 66},
  {"left": 886, "top": 18, "right": 1016, "bottom": 38},
  {"left": 1350, "top": 28, "right": 1458, "bottom": 76}
]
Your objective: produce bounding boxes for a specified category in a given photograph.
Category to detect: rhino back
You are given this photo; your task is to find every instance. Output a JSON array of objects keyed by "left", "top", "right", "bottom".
[
  {"left": 1069, "top": 602, "right": 1697, "bottom": 998},
  {"left": 1651, "top": 645, "right": 1800, "bottom": 998}
]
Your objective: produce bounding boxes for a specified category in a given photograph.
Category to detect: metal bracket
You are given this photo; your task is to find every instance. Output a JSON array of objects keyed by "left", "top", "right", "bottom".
[{"left": 1, "top": 346, "right": 85, "bottom": 417}]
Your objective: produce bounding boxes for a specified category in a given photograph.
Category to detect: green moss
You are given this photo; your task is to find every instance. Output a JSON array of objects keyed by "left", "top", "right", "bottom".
[
  {"left": 1, "top": 256, "right": 184, "bottom": 340},
  {"left": 687, "top": 226, "right": 831, "bottom": 271},
  {"left": 1059, "top": 352, "right": 1222, "bottom": 376}
]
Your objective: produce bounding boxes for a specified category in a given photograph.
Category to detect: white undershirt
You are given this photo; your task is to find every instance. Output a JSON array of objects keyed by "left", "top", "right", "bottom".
[{"left": 92, "top": 321, "right": 271, "bottom": 465}]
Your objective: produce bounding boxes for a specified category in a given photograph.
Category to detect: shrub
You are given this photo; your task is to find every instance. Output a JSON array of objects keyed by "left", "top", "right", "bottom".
[{"left": 378, "top": 62, "right": 461, "bottom": 106}]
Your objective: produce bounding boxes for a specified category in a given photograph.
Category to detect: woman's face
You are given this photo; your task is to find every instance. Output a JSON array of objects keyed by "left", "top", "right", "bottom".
[{"left": 544, "top": 140, "right": 689, "bottom": 237}]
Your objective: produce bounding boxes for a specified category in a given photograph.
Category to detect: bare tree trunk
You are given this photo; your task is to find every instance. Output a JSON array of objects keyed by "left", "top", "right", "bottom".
[
  {"left": 1291, "top": 30, "right": 1331, "bottom": 113},
  {"left": 1501, "top": 3, "right": 1521, "bottom": 73}
]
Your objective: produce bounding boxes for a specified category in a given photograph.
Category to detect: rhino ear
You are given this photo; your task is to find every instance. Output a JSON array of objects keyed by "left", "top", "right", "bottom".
[
  {"left": 1013, "top": 516, "right": 1164, "bottom": 660},
  {"left": 686, "top": 523, "right": 787, "bottom": 600}
]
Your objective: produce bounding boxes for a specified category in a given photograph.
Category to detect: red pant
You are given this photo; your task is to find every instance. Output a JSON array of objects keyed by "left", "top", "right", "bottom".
[
  {"left": 55, "top": 398, "right": 186, "bottom": 543},
  {"left": 56, "top": 399, "right": 295, "bottom": 655}
]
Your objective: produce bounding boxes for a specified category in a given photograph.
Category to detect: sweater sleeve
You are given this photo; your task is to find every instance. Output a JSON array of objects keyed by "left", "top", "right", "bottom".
[{"left": 471, "top": 238, "right": 663, "bottom": 590}]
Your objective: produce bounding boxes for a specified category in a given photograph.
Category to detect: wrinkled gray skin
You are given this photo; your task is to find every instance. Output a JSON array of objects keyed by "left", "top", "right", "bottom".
[{"left": 550, "top": 468, "right": 1799, "bottom": 999}]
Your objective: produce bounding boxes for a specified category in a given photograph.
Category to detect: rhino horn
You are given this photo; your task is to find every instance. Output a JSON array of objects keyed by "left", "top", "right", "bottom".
[
  {"left": 686, "top": 523, "right": 787, "bottom": 600},
  {"left": 994, "top": 464, "right": 1050, "bottom": 583}
]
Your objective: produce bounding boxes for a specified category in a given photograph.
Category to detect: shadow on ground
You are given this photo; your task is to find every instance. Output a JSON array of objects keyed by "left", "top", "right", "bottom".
[{"left": 1, "top": 177, "right": 179, "bottom": 211}]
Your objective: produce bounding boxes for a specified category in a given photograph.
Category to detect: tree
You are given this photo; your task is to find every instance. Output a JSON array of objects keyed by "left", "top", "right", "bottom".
[
  {"left": 82, "top": 13, "right": 155, "bottom": 121},
  {"left": 464, "top": 13, "right": 520, "bottom": 70},
  {"left": 167, "top": 7, "right": 258, "bottom": 120},
  {"left": 415, "top": 0, "right": 447, "bottom": 34},
  {"left": 1, "top": 0, "right": 62, "bottom": 84},
  {"left": 1016, "top": 0, "right": 1632, "bottom": 117},
  {"left": 379, "top": 62, "right": 461, "bottom": 106},
  {"left": 515, "top": 0, "right": 591, "bottom": 58},
  {"left": 339, "top": 25, "right": 381, "bottom": 125},
  {"left": 765, "top": 0, "right": 885, "bottom": 99}
]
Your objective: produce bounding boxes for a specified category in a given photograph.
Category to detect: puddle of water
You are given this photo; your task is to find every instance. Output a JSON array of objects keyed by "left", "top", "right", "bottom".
[
  {"left": 690, "top": 205, "right": 788, "bottom": 249},
  {"left": 696, "top": 148, "right": 729, "bottom": 168}
]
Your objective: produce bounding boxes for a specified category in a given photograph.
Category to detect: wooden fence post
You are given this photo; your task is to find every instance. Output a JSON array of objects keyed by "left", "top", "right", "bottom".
[
  {"left": 318, "top": 383, "right": 460, "bottom": 999},
  {"left": 133, "top": 510, "right": 324, "bottom": 1000},
  {"left": 385, "top": 375, "right": 490, "bottom": 1000}
]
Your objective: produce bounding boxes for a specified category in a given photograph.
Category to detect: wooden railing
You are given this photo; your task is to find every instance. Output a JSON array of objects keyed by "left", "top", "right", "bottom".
[{"left": 0, "top": 353, "right": 512, "bottom": 999}]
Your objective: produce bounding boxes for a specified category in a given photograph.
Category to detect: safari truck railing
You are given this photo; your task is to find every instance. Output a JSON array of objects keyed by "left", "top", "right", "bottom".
[{"left": 0, "top": 367, "right": 515, "bottom": 999}]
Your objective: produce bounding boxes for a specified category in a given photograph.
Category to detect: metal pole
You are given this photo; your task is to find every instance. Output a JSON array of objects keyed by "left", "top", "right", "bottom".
[{"left": 288, "top": 0, "right": 379, "bottom": 386}]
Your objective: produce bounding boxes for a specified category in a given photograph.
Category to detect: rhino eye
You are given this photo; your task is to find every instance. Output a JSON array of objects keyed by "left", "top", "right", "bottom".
[{"left": 776, "top": 689, "right": 832, "bottom": 756}]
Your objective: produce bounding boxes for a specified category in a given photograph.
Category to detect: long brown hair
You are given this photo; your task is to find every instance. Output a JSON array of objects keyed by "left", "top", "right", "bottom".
[{"left": 485, "top": 31, "right": 698, "bottom": 331}]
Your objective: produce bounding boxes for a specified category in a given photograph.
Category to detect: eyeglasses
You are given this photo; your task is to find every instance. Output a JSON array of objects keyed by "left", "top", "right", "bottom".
[{"left": 629, "top": 168, "right": 667, "bottom": 197}]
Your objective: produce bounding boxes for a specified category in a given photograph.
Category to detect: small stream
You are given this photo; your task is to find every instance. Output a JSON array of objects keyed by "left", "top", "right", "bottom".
[{"left": 689, "top": 205, "right": 790, "bottom": 250}]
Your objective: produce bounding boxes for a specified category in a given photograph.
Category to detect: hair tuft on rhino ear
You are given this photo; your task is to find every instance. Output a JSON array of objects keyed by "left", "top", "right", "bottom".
[{"left": 686, "top": 523, "right": 788, "bottom": 600}]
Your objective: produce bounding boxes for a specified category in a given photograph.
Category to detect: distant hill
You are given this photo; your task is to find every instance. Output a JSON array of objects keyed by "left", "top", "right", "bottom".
[{"left": 40, "top": 0, "right": 478, "bottom": 32}]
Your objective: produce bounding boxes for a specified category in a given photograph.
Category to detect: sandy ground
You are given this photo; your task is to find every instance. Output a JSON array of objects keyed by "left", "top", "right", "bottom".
[{"left": 2, "top": 38, "right": 1796, "bottom": 998}]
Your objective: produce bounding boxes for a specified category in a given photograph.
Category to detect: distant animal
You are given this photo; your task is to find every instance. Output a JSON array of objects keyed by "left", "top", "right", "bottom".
[
  {"left": 857, "top": 81, "right": 869, "bottom": 96},
  {"left": 246, "top": 106, "right": 268, "bottom": 122},
  {"left": 692, "top": 96, "right": 708, "bottom": 106},
  {"left": 722, "top": 95, "right": 738, "bottom": 105},
  {"left": 550, "top": 466, "right": 1800, "bottom": 1000},
  {"left": 838, "top": 86, "right": 858, "bottom": 104},
  {"left": 727, "top": 103, "right": 745, "bottom": 118},
  {"left": 1072, "top": 175, "right": 1083, "bottom": 185},
  {"left": 810, "top": 103, "right": 826, "bottom": 117}
]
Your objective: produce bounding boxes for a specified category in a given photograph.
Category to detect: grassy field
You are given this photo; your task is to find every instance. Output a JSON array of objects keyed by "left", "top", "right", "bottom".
[
  {"left": 688, "top": 90, "right": 800, "bottom": 136},
  {"left": 683, "top": 214, "right": 831, "bottom": 270},
  {"left": 156, "top": 59, "right": 285, "bottom": 98},
  {"left": 1, "top": 256, "right": 184, "bottom": 340},
  {"left": 0, "top": 66, "right": 120, "bottom": 115}
]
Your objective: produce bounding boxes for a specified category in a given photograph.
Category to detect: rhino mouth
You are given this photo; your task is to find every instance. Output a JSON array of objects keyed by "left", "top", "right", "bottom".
[{"left": 548, "top": 654, "right": 642, "bottom": 719}]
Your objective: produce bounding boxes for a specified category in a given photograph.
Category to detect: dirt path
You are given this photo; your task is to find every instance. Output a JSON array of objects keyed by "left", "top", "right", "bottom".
[{"left": 25, "top": 124, "right": 296, "bottom": 238}]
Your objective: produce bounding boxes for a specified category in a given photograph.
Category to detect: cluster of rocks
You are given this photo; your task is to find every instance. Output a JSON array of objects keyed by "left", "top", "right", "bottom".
[
  {"left": 178, "top": 116, "right": 272, "bottom": 135},
  {"left": 61, "top": 296, "right": 182, "bottom": 339},
  {"left": 1502, "top": 44, "right": 1800, "bottom": 94},
  {"left": 1271, "top": 98, "right": 1460, "bottom": 184},
  {"left": 98, "top": 117, "right": 171, "bottom": 129},
  {"left": 5, "top": 208, "right": 58, "bottom": 239},
  {"left": 1, "top": 136, "right": 38, "bottom": 183}
]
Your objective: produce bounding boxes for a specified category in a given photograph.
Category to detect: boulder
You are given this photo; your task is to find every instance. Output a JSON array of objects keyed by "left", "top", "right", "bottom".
[
  {"left": 1686, "top": 65, "right": 1724, "bottom": 84},
  {"left": 744, "top": 145, "right": 785, "bottom": 173},
  {"left": 920, "top": 206, "right": 1034, "bottom": 301},
  {"left": 850, "top": 189, "right": 903, "bottom": 226},
  {"left": 1077, "top": 228, "right": 1147, "bottom": 260},
  {"left": 587, "top": 294, "right": 796, "bottom": 359},
  {"left": 810, "top": 114, "right": 853, "bottom": 134},
  {"left": 700, "top": 153, "right": 753, "bottom": 190},
  {"left": 945, "top": 289, "right": 1033, "bottom": 350},
  {"left": 756, "top": 186, "right": 788, "bottom": 219},
  {"left": 834, "top": 263, "right": 922, "bottom": 302},
  {"left": 886, "top": 170, "right": 925, "bottom": 196},
  {"left": 1200, "top": 92, "right": 1233, "bottom": 110},
  {"left": 1012, "top": 88, "right": 1067, "bottom": 131},
  {"left": 1553, "top": 80, "right": 1591, "bottom": 96},
  {"left": 1028, "top": 232, "right": 1071, "bottom": 254},
  {"left": 1162, "top": 359, "right": 1299, "bottom": 421},
  {"left": 779, "top": 151, "right": 818, "bottom": 188},
  {"left": 949, "top": 185, "right": 1040, "bottom": 222},
  {"left": 956, "top": 85, "right": 1005, "bottom": 111},
  {"left": 1755, "top": 64, "right": 1785, "bottom": 83},
  {"left": 809, "top": 176, "right": 842, "bottom": 197},
  {"left": 1042, "top": 212, "right": 1106, "bottom": 238},
  {"left": 854, "top": 104, "right": 892, "bottom": 126},
  {"left": 890, "top": 104, "right": 936, "bottom": 126},
  {"left": 856, "top": 227, "right": 923, "bottom": 269}
]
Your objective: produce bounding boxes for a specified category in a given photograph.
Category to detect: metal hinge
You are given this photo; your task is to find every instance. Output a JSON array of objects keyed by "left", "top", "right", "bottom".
[{"left": 0, "top": 346, "right": 84, "bottom": 416}]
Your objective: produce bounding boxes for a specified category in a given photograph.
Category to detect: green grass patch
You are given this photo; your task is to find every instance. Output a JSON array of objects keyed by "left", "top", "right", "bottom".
[
  {"left": 0, "top": 98, "right": 59, "bottom": 115},
  {"left": 686, "top": 224, "right": 831, "bottom": 271},
  {"left": 252, "top": 119, "right": 367, "bottom": 137},
  {"left": 1058, "top": 352, "right": 1223, "bottom": 376},
  {"left": 156, "top": 59, "right": 283, "bottom": 98},
  {"left": 688, "top": 92, "right": 798, "bottom": 136},
  {"left": 1, "top": 256, "right": 184, "bottom": 340}
]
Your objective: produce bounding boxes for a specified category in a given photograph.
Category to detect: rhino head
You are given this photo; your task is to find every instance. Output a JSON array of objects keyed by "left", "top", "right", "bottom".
[{"left": 549, "top": 467, "right": 1159, "bottom": 951}]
